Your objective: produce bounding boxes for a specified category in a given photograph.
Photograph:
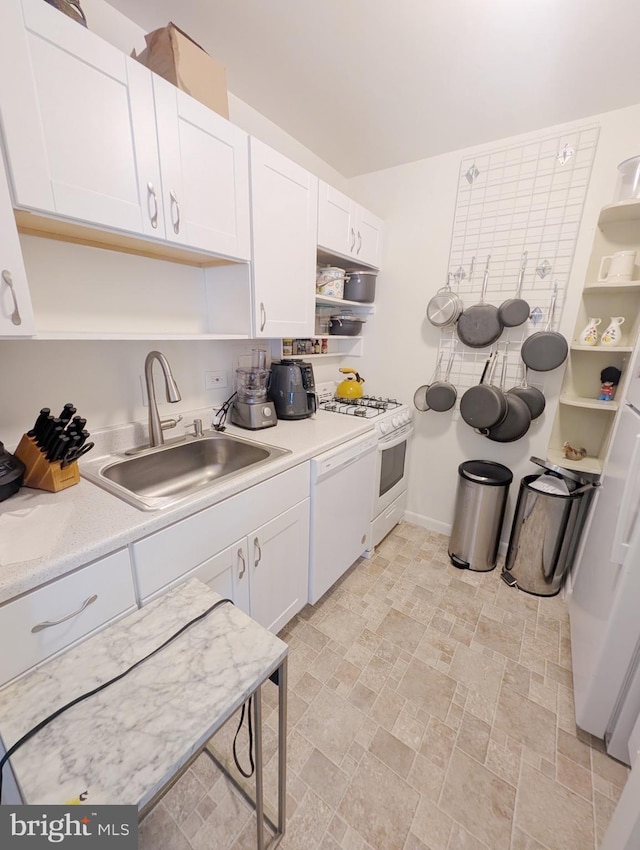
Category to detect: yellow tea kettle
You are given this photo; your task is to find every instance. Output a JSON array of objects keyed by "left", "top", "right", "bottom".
[{"left": 336, "top": 367, "right": 365, "bottom": 399}]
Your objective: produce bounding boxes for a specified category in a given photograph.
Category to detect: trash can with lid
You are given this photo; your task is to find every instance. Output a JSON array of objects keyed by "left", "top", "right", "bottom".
[
  {"left": 448, "top": 460, "right": 513, "bottom": 572},
  {"left": 502, "top": 458, "right": 599, "bottom": 596}
]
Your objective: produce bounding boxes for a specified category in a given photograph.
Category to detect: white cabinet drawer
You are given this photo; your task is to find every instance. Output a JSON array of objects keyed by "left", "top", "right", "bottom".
[
  {"left": 0, "top": 549, "right": 136, "bottom": 686},
  {"left": 132, "top": 463, "right": 309, "bottom": 601}
]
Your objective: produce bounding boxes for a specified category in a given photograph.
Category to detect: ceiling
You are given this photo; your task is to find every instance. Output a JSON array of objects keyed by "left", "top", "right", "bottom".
[{"left": 107, "top": 0, "right": 640, "bottom": 177}]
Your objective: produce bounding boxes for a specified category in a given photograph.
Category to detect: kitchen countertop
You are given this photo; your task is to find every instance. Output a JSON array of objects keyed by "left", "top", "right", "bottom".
[
  {"left": 0, "top": 410, "right": 375, "bottom": 605},
  {"left": 0, "top": 578, "right": 287, "bottom": 807}
]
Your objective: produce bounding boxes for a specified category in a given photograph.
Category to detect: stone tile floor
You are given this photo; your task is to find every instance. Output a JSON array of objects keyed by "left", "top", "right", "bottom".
[{"left": 140, "top": 523, "right": 629, "bottom": 850}]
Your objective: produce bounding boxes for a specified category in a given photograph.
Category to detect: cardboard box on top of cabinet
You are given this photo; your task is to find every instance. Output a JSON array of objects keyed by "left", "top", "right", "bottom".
[{"left": 132, "top": 23, "right": 229, "bottom": 119}]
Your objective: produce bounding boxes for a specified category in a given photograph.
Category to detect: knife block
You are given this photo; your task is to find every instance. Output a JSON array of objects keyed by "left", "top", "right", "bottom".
[{"left": 14, "top": 434, "right": 80, "bottom": 493}]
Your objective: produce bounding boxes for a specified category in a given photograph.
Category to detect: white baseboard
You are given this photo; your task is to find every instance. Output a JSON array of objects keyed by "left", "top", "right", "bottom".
[
  {"left": 402, "top": 510, "right": 509, "bottom": 557},
  {"left": 403, "top": 511, "right": 451, "bottom": 537}
]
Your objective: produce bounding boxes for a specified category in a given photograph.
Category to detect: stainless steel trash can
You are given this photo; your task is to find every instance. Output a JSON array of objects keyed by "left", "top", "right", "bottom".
[
  {"left": 449, "top": 460, "right": 513, "bottom": 572},
  {"left": 502, "top": 458, "right": 598, "bottom": 596}
]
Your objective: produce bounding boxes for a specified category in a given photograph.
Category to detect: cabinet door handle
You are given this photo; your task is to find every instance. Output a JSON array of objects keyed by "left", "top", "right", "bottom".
[
  {"left": 350, "top": 227, "right": 356, "bottom": 252},
  {"left": 357, "top": 231, "right": 362, "bottom": 254},
  {"left": 254, "top": 537, "right": 262, "bottom": 567},
  {"left": 260, "top": 302, "right": 267, "bottom": 332},
  {"left": 170, "top": 191, "right": 181, "bottom": 234},
  {"left": 238, "top": 547, "right": 246, "bottom": 579},
  {"left": 31, "top": 594, "right": 98, "bottom": 633},
  {"left": 146, "top": 181, "right": 158, "bottom": 229},
  {"left": 1, "top": 270, "right": 22, "bottom": 326}
]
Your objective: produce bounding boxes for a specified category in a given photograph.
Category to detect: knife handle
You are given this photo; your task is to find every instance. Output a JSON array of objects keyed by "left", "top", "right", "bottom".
[
  {"left": 32, "top": 408, "right": 51, "bottom": 442},
  {"left": 48, "top": 434, "right": 70, "bottom": 463},
  {"left": 59, "top": 403, "right": 76, "bottom": 425},
  {"left": 44, "top": 426, "right": 64, "bottom": 458}
]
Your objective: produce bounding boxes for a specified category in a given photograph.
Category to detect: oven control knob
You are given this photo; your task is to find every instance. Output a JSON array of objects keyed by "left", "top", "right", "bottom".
[
  {"left": 402, "top": 410, "right": 411, "bottom": 423},
  {"left": 392, "top": 416, "right": 401, "bottom": 428},
  {"left": 380, "top": 421, "right": 391, "bottom": 434}
]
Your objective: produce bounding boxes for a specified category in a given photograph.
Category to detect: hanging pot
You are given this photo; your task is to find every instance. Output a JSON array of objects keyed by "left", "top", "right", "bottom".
[
  {"left": 521, "top": 282, "right": 568, "bottom": 372},
  {"left": 425, "top": 352, "right": 457, "bottom": 411},
  {"left": 507, "top": 361, "right": 546, "bottom": 420},
  {"left": 456, "top": 255, "right": 504, "bottom": 348},
  {"left": 459, "top": 352, "right": 507, "bottom": 429},
  {"left": 426, "top": 270, "right": 465, "bottom": 328},
  {"left": 485, "top": 352, "right": 532, "bottom": 442},
  {"left": 413, "top": 352, "right": 443, "bottom": 411},
  {"left": 498, "top": 252, "right": 531, "bottom": 328}
]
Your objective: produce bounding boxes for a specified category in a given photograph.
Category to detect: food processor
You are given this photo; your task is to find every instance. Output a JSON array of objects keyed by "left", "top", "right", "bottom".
[{"left": 230, "top": 349, "right": 277, "bottom": 430}]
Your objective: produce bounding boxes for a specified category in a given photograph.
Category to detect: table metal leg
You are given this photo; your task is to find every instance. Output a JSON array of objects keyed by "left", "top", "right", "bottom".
[
  {"left": 253, "top": 685, "right": 265, "bottom": 850},
  {"left": 277, "top": 657, "right": 287, "bottom": 838}
]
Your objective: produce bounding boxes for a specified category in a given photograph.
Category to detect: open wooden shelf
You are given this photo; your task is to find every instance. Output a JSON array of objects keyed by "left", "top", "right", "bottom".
[
  {"left": 559, "top": 396, "right": 619, "bottom": 411},
  {"left": 598, "top": 200, "right": 640, "bottom": 225},
  {"left": 547, "top": 448, "right": 602, "bottom": 476},
  {"left": 570, "top": 344, "right": 634, "bottom": 352},
  {"left": 583, "top": 281, "right": 640, "bottom": 294}
]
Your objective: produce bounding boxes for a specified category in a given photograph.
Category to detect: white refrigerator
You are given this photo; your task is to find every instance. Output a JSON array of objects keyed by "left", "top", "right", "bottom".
[{"left": 568, "top": 345, "right": 640, "bottom": 765}]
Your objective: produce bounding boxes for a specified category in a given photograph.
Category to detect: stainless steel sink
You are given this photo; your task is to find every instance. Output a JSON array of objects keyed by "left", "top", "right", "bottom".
[{"left": 81, "top": 433, "right": 290, "bottom": 510}]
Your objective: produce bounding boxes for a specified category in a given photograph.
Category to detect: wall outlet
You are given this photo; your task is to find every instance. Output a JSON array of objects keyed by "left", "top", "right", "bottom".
[{"left": 205, "top": 370, "right": 228, "bottom": 390}]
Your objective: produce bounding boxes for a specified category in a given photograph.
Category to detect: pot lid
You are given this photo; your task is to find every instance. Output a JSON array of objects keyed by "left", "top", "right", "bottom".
[{"left": 345, "top": 269, "right": 377, "bottom": 276}]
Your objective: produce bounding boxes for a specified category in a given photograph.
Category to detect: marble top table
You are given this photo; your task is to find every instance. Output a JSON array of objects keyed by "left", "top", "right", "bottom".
[{"left": 0, "top": 578, "right": 288, "bottom": 812}]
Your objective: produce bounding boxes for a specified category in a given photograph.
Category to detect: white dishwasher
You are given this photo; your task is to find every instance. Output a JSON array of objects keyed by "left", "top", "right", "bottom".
[{"left": 309, "top": 431, "right": 378, "bottom": 604}]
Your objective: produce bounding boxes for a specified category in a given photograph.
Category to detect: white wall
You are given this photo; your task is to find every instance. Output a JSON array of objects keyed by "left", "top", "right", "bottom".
[
  {"left": 0, "top": 0, "right": 347, "bottom": 449},
  {"left": 83, "top": 0, "right": 350, "bottom": 191},
  {"left": 348, "top": 104, "right": 640, "bottom": 536}
]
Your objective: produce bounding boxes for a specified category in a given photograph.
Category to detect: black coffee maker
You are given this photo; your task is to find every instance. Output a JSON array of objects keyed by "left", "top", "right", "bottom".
[{"left": 268, "top": 360, "right": 317, "bottom": 420}]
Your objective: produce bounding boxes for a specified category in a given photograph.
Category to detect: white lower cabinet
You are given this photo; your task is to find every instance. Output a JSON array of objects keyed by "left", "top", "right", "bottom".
[
  {"left": 0, "top": 549, "right": 136, "bottom": 687},
  {"left": 131, "top": 463, "right": 310, "bottom": 633},
  {"left": 249, "top": 501, "right": 309, "bottom": 634}
]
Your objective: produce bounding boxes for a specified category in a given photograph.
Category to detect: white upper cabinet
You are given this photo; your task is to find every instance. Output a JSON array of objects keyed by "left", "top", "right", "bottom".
[
  {"left": 0, "top": 0, "right": 162, "bottom": 237},
  {"left": 0, "top": 0, "right": 250, "bottom": 261},
  {"left": 153, "top": 76, "right": 250, "bottom": 259},
  {"left": 317, "top": 180, "right": 383, "bottom": 269},
  {"left": 0, "top": 154, "right": 35, "bottom": 337},
  {"left": 250, "top": 138, "right": 317, "bottom": 337}
]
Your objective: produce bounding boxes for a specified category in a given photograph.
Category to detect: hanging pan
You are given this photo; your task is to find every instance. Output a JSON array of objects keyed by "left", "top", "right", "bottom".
[
  {"left": 498, "top": 251, "right": 530, "bottom": 328},
  {"left": 459, "top": 352, "right": 507, "bottom": 430},
  {"left": 426, "top": 272, "right": 464, "bottom": 328},
  {"left": 485, "top": 350, "right": 531, "bottom": 442},
  {"left": 425, "top": 352, "right": 457, "bottom": 411},
  {"left": 413, "top": 352, "right": 443, "bottom": 411},
  {"left": 456, "top": 255, "right": 503, "bottom": 348},
  {"left": 507, "top": 361, "right": 546, "bottom": 420},
  {"left": 521, "top": 282, "right": 568, "bottom": 372}
]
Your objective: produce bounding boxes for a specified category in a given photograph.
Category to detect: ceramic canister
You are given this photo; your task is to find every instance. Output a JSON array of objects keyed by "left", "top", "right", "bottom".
[{"left": 316, "top": 266, "right": 345, "bottom": 298}]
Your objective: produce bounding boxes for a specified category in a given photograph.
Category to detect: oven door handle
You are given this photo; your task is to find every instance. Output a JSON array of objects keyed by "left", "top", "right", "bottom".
[{"left": 378, "top": 426, "right": 413, "bottom": 450}]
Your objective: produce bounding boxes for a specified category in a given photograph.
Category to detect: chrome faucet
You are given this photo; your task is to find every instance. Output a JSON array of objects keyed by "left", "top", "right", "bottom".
[{"left": 144, "top": 350, "right": 182, "bottom": 447}]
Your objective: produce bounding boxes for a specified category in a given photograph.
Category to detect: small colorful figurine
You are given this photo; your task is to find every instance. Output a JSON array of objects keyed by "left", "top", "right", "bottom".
[
  {"left": 563, "top": 442, "right": 587, "bottom": 461},
  {"left": 598, "top": 366, "right": 622, "bottom": 401}
]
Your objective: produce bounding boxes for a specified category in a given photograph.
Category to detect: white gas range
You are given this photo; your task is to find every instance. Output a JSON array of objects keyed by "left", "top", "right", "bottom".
[{"left": 316, "top": 384, "right": 413, "bottom": 551}]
